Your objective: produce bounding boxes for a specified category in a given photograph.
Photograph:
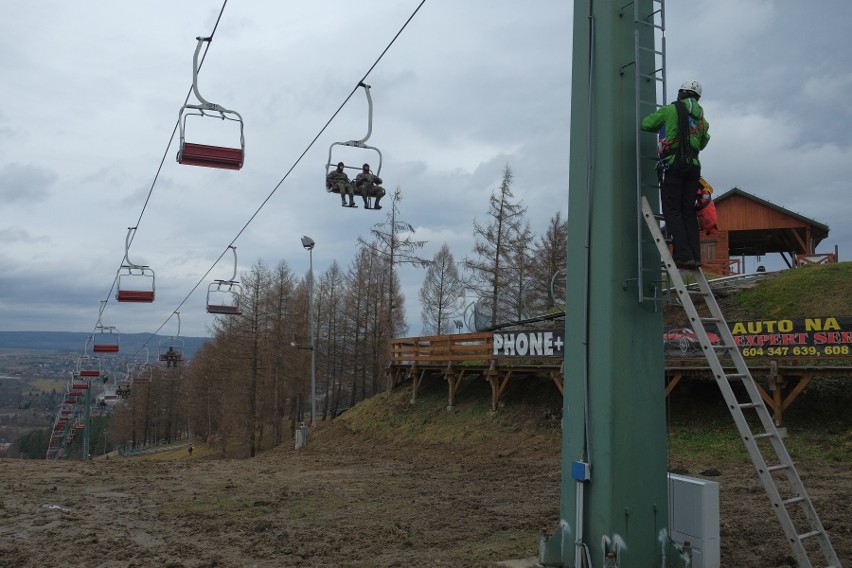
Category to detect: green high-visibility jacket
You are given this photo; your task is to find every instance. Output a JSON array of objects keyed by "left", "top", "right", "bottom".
[{"left": 641, "top": 97, "right": 710, "bottom": 168}]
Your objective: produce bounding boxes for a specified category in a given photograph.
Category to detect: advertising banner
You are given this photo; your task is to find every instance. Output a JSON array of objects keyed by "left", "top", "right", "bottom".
[
  {"left": 729, "top": 316, "right": 852, "bottom": 358},
  {"left": 497, "top": 317, "right": 851, "bottom": 360},
  {"left": 492, "top": 329, "right": 564, "bottom": 358}
]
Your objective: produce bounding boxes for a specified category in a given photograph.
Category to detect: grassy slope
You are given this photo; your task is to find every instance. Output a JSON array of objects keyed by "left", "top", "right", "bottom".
[
  {"left": 131, "top": 263, "right": 852, "bottom": 465},
  {"left": 332, "top": 263, "right": 852, "bottom": 464},
  {"left": 724, "top": 262, "right": 852, "bottom": 319}
]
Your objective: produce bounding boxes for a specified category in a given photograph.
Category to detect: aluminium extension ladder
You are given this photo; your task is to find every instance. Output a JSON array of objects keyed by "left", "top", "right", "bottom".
[{"left": 641, "top": 196, "right": 841, "bottom": 568}]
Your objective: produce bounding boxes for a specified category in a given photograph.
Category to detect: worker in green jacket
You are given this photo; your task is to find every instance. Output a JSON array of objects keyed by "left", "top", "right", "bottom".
[{"left": 641, "top": 80, "right": 710, "bottom": 270}]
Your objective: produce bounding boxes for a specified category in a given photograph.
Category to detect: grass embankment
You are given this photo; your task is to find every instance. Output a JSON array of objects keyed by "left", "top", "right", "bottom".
[
  {"left": 329, "top": 376, "right": 851, "bottom": 466},
  {"left": 726, "top": 262, "right": 852, "bottom": 319},
  {"left": 129, "top": 264, "right": 852, "bottom": 466},
  {"left": 332, "top": 264, "right": 852, "bottom": 464}
]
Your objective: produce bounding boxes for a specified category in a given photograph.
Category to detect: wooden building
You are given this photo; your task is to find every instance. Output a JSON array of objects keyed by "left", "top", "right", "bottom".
[{"left": 700, "top": 187, "right": 834, "bottom": 274}]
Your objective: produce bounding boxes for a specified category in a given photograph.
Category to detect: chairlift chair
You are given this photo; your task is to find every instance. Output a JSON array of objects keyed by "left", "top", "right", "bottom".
[
  {"left": 158, "top": 312, "right": 185, "bottom": 366},
  {"left": 130, "top": 349, "right": 153, "bottom": 384},
  {"left": 78, "top": 339, "right": 101, "bottom": 377},
  {"left": 116, "top": 227, "right": 155, "bottom": 302},
  {"left": 325, "top": 82, "right": 383, "bottom": 205},
  {"left": 158, "top": 339, "right": 185, "bottom": 365},
  {"left": 207, "top": 246, "right": 243, "bottom": 315},
  {"left": 177, "top": 37, "right": 245, "bottom": 170},
  {"left": 93, "top": 310, "right": 120, "bottom": 353}
]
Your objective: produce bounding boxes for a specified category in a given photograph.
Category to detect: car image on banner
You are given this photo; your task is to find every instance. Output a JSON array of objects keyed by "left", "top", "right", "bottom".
[{"left": 664, "top": 326, "right": 721, "bottom": 357}]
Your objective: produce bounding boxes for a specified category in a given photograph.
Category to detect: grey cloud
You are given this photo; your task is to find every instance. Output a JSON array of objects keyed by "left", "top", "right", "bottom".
[
  {"left": 0, "top": 227, "right": 50, "bottom": 245},
  {"left": 0, "top": 163, "right": 56, "bottom": 203}
]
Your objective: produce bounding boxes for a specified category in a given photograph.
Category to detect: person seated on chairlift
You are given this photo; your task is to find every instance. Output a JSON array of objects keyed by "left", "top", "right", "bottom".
[
  {"left": 326, "top": 162, "right": 357, "bottom": 208},
  {"left": 165, "top": 346, "right": 179, "bottom": 367},
  {"left": 355, "top": 163, "right": 385, "bottom": 210}
]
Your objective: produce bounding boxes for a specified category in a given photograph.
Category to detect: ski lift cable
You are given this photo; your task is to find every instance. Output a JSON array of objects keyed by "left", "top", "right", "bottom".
[
  {"left": 124, "top": 0, "right": 426, "bottom": 358},
  {"left": 94, "top": 0, "right": 230, "bottom": 333},
  {"left": 124, "top": 0, "right": 427, "bottom": 359},
  {"left": 223, "top": 0, "right": 428, "bottom": 247}
]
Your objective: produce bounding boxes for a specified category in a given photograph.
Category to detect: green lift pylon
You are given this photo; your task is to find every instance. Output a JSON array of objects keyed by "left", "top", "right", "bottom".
[{"left": 539, "top": 0, "right": 676, "bottom": 566}]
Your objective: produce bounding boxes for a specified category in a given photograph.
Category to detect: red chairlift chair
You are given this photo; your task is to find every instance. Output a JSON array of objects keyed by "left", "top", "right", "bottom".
[
  {"left": 116, "top": 227, "right": 155, "bottom": 303},
  {"left": 93, "top": 311, "right": 120, "bottom": 353},
  {"left": 177, "top": 37, "right": 245, "bottom": 170}
]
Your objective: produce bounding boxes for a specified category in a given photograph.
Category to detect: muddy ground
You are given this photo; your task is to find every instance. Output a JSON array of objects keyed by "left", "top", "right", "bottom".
[{"left": 1, "top": 418, "right": 849, "bottom": 568}]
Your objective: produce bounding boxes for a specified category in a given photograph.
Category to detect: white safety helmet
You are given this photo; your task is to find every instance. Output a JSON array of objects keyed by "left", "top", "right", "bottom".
[{"left": 679, "top": 80, "right": 702, "bottom": 98}]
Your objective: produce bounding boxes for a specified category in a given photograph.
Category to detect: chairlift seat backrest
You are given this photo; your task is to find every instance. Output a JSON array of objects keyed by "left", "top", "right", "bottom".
[
  {"left": 179, "top": 142, "right": 244, "bottom": 170},
  {"left": 116, "top": 290, "right": 155, "bottom": 303},
  {"left": 207, "top": 304, "right": 242, "bottom": 315}
]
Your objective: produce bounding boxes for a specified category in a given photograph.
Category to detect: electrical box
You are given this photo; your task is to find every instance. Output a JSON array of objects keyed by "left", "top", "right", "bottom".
[{"left": 667, "top": 473, "right": 720, "bottom": 568}]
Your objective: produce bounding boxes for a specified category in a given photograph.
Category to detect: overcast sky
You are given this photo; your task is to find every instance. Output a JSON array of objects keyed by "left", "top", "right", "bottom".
[{"left": 2, "top": 1, "right": 850, "bottom": 339}]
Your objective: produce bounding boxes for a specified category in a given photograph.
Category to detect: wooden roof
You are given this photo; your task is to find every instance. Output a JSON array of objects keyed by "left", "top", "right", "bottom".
[{"left": 713, "top": 187, "right": 829, "bottom": 256}]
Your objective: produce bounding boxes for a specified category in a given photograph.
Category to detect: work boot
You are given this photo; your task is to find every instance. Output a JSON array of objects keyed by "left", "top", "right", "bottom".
[
  {"left": 348, "top": 200, "right": 358, "bottom": 208},
  {"left": 373, "top": 199, "right": 382, "bottom": 210}
]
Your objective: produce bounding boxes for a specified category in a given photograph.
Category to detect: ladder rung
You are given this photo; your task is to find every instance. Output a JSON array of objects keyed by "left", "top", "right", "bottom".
[
  {"left": 700, "top": 317, "right": 721, "bottom": 323},
  {"left": 766, "top": 463, "right": 789, "bottom": 472},
  {"left": 798, "top": 529, "right": 823, "bottom": 541},
  {"left": 738, "top": 402, "right": 761, "bottom": 409},
  {"left": 753, "top": 432, "right": 775, "bottom": 440},
  {"left": 783, "top": 496, "right": 805, "bottom": 506},
  {"left": 725, "top": 374, "right": 748, "bottom": 381}
]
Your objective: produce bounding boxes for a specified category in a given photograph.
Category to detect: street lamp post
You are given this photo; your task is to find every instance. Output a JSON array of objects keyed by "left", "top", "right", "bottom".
[{"left": 300, "top": 236, "right": 317, "bottom": 426}]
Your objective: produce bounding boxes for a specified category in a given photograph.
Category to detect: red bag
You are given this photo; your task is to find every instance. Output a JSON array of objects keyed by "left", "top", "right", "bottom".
[{"left": 695, "top": 178, "right": 718, "bottom": 235}]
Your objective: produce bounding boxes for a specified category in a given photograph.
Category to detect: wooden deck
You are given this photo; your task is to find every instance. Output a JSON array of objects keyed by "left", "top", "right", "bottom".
[{"left": 388, "top": 332, "right": 851, "bottom": 424}]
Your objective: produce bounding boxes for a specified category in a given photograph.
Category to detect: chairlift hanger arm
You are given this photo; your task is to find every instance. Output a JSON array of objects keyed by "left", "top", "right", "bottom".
[
  {"left": 227, "top": 245, "right": 238, "bottom": 282},
  {"left": 122, "top": 227, "right": 146, "bottom": 269},
  {"left": 186, "top": 36, "right": 242, "bottom": 120},
  {"left": 355, "top": 82, "right": 373, "bottom": 145}
]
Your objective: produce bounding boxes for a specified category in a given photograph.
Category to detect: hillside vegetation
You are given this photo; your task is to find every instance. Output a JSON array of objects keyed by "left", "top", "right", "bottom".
[
  {"left": 330, "top": 262, "right": 852, "bottom": 463},
  {"left": 715, "top": 262, "right": 852, "bottom": 320}
]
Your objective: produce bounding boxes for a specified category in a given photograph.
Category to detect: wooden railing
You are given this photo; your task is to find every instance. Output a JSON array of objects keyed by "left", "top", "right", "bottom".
[{"left": 390, "top": 332, "right": 493, "bottom": 364}]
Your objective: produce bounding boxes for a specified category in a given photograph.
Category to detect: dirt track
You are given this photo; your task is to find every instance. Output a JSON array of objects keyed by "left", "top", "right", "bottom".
[{"left": 1, "top": 420, "right": 850, "bottom": 567}]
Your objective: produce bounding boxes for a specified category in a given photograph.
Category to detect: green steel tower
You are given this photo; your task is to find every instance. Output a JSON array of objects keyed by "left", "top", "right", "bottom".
[{"left": 539, "top": 0, "right": 675, "bottom": 566}]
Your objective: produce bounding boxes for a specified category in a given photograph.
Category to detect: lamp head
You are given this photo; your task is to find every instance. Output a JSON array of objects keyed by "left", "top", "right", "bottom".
[{"left": 300, "top": 236, "right": 315, "bottom": 250}]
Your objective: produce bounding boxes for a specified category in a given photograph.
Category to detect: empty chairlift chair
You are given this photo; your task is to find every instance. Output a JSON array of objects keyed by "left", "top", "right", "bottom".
[
  {"left": 177, "top": 36, "right": 245, "bottom": 170},
  {"left": 92, "top": 309, "right": 120, "bottom": 353},
  {"left": 130, "top": 349, "right": 153, "bottom": 385},
  {"left": 116, "top": 227, "right": 155, "bottom": 303},
  {"left": 207, "top": 245, "right": 242, "bottom": 315},
  {"left": 92, "top": 326, "right": 120, "bottom": 353},
  {"left": 77, "top": 354, "right": 101, "bottom": 379}
]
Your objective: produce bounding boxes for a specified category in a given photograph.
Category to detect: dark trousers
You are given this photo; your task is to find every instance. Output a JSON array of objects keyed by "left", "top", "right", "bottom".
[{"left": 660, "top": 164, "right": 702, "bottom": 263}]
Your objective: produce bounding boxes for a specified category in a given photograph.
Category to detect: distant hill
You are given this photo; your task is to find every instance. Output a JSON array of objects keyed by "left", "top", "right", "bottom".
[{"left": 0, "top": 331, "right": 209, "bottom": 360}]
